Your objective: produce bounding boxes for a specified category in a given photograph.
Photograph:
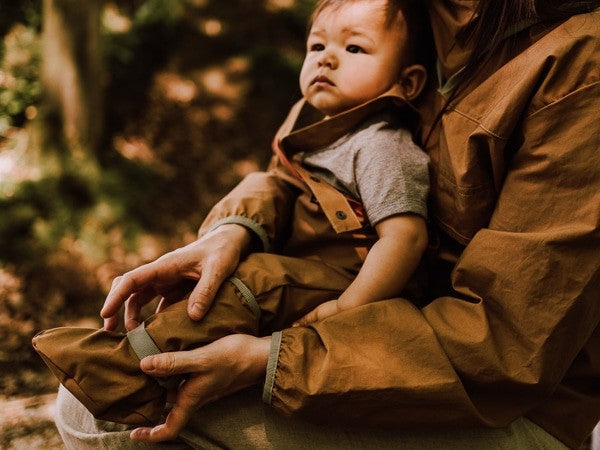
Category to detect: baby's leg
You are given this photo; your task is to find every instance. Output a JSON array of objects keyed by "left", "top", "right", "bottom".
[
  {"left": 230, "top": 253, "right": 354, "bottom": 332},
  {"left": 32, "top": 281, "right": 258, "bottom": 427},
  {"left": 32, "top": 254, "right": 353, "bottom": 427}
]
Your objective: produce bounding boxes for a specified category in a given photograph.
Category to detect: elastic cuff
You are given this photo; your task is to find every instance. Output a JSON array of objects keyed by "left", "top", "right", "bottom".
[
  {"left": 262, "top": 331, "right": 283, "bottom": 405},
  {"left": 208, "top": 215, "right": 271, "bottom": 252}
]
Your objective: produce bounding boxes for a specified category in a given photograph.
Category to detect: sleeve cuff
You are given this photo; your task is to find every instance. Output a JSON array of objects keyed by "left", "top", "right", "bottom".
[
  {"left": 262, "top": 331, "right": 283, "bottom": 405},
  {"left": 208, "top": 215, "right": 271, "bottom": 252}
]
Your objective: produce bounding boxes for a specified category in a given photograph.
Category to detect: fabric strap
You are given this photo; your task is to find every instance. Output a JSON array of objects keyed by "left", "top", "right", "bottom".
[
  {"left": 127, "top": 322, "right": 161, "bottom": 360},
  {"left": 126, "top": 322, "right": 180, "bottom": 390},
  {"left": 227, "top": 276, "right": 261, "bottom": 320}
]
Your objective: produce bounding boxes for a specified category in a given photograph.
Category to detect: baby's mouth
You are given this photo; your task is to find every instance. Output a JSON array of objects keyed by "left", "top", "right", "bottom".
[{"left": 312, "top": 75, "right": 335, "bottom": 86}]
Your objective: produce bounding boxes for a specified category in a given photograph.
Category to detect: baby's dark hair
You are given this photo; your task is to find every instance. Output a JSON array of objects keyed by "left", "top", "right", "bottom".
[{"left": 309, "top": 0, "right": 434, "bottom": 71}]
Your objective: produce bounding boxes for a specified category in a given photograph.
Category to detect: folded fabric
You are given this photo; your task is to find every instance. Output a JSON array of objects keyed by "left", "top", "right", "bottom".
[{"left": 32, "top": 253, "right": 352, "bottom": 425}]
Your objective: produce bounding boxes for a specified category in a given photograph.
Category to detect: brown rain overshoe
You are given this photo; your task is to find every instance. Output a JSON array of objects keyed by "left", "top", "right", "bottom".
[
  {"left": 32, "top": 285, "right": 258, "bottom": 426},
  {"left": 32, "top": 326, "right": 166, "bottom": 425}
]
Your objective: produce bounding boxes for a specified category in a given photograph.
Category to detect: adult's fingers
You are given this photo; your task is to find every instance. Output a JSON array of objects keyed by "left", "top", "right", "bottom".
[
  {"left": 102, "top": 314, "right": 119, "bottom": 331},
  {"left": 129, "top": 384, "right": 196, "bottom": 443},
  {"left": 187, "top": 263, "right": 228, "bottom": 320},
  {"left": 101, "top": 263, "right": 160, "bottom": 319},
  {"left": 292, "top": 308, "right": 318, "bottom": 327},
  {"left": 133, "top": 351, "right": 211, "bottom": 442},
  {"left": 123, "top": 293, "right": 143, "bottom": 331},
  {"left": 132, "top": 335, "right": 269, "bottom": 443}
]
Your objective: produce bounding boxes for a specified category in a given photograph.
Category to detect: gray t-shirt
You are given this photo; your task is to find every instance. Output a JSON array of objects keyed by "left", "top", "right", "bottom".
[{"left": 300, "top": 112, "right": 429, "bottom": 226}]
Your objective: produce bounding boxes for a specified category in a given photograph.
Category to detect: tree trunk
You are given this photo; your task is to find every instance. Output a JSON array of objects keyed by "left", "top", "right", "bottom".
[{"left": 41, "top": 0, "right": 103, "bottom": 156}]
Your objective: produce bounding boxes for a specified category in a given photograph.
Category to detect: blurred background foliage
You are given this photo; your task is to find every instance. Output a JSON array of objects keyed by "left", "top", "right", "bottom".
[{"left": 0, "top": 0, "right": 313, "bottom": 396}]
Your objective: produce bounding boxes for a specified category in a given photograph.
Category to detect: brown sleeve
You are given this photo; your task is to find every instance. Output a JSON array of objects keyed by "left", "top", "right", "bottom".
[
  {"left": 197, "top": 169, "right": 297, "bottom": 252},
  {"left": 264, "top": 81, "right": 600, "bottom": 430}
]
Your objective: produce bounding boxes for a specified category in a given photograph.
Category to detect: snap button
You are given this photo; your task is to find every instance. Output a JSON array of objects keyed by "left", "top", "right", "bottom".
[
  {"left": 335, "top": 210, "right": 347, "bottom": 220},
  {"left": 310, "top": 175, "right": 320, "bottom": 183}
]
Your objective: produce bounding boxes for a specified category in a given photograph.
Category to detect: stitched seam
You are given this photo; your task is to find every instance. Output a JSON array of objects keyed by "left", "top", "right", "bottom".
[
  {"left": 449, "top": 108, "right": 508, "bottom": 140},
  {"left": 434, "top": 217, "right": 473, "bottom": 244},
  {"left": 527, "top": 80, "right": 600, "bottom": 118}
]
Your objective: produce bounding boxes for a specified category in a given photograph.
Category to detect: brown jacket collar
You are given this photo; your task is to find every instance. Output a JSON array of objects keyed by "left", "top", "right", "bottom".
[{"left": 275, "top": 87, "right": 418, "bottom": 155}]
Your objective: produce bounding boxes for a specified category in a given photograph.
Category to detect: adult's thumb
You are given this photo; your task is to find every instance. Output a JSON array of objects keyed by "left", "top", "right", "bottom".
[
  {"left": 140, "top": 350, "right": 199, "bottom": 377},
  {"left": 140, "top": 352, "right": 179, "bottom": 377}
]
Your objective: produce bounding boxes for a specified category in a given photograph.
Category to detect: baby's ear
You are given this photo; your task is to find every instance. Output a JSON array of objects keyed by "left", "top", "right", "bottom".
[{"left": 398, "top": 64, "right": 427, "bottom": 102}]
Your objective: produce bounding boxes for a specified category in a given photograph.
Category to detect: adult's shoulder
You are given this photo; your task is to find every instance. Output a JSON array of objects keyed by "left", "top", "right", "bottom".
[
  {"left": 447, "top": 9, "right": 599, "bottom": 140},
  {"left": 526, "top": 9, "right": 600, "bottom": 111}
]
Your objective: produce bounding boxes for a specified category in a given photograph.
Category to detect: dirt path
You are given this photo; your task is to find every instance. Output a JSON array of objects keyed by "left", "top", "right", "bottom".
[{"left": 0, "top": 393, "right": 64, "bottom": 449}]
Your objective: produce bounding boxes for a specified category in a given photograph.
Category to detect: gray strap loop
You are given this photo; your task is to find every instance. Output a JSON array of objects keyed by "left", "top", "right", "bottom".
[
  {"left": 127, "top": 322, "right": 180, "bottom": 390},
  {"left": 227, "top": 277, "right": 261, "bottom": 319},
  {"left": 127, "top": 321, "right": 161, "bottom": 360}
]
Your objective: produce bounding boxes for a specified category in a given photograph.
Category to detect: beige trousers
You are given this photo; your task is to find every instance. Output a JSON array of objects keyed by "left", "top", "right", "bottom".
[{"left": 55, "top": 385, "right": 568, "bottom": 450}]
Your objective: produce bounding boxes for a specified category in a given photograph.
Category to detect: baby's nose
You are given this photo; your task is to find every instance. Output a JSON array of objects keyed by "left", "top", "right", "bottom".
[{"left": 318, "top": 50, "right": 338, "bottom": 69}]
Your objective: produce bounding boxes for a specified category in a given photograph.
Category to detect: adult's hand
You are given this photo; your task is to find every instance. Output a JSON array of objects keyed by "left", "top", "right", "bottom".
[
  {"left": 130, "top": 334, "right": 271, "bottom": 443},
  {"left": 101, "top": 224, "right": 252, "bottom": 331}
]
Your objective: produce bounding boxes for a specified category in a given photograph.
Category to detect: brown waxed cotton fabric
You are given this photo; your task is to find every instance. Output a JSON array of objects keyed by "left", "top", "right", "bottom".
[
  {"left": 32, "top": 97, "right": 414, "bottom": 427},
  {"left": 197, "top": 5, "right": 600, "bottom": 450},
  {"left": 32, "top": 252, "right": 361, "bottom": 425}
]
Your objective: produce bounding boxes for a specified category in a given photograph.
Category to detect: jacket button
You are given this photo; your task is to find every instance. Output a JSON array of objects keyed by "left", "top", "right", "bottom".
[
  {"left": 335, "top": 210, "right": 347, "bottom": 220},
  {"left": 310, "top": 175, "right": 320, "bottom": 182}
]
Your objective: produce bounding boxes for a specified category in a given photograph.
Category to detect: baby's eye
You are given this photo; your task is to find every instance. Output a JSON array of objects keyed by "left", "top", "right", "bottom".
[
  {"left": 346, "top": 45, "right": 364, "bottom": 54},
  {"left": 310, "top": 43, "right": 325, "bottom": 52}
]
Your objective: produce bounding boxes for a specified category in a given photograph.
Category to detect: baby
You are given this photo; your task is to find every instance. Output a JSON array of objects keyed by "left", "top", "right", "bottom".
[{"left": 34, "top": 0, "right": 431, "bottom": 426}]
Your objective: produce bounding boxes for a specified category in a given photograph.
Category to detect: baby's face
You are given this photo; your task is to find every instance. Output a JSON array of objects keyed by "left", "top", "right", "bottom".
[{"left": 300, "top": 0, "right": 408, "bottom": 116}]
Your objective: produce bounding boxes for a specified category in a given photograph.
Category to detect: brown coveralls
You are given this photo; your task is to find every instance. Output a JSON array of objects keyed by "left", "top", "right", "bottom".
[
  {"left": 33, "top": 96, "right": 421, "bottom": 426},
  {"left": 198, "top": 5, "right": 599, "bottom": 450}
]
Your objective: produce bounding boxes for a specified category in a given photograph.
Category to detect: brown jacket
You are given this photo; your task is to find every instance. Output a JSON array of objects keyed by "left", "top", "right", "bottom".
[{"left": 199, "top": 4, "right": 600, "bottom": 448}]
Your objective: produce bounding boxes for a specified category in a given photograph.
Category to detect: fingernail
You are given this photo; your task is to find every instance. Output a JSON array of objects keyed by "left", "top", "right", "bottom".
[
  {"left": 130, "top": 428, "right": 147, "bottom": 440},
  {"left": 140, "top": 356, "right": 155, "bottom": 372},
  {"left": 190, "top": 303, "right": 202, "bottom": 319}
]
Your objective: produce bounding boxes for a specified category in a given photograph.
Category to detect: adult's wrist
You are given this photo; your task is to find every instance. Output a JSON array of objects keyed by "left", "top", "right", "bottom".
[
  {"left": 241, "top": 335, "right": 270, "bottom": 382},
  {"left": 207, "top": 222, "right": 253, "bottom": 255},
  {"left": 206, "top": 216, "right": 270, "bottom": 252},
  {"left": 221, "top": 334, "right": 270, "bottom": 395}
]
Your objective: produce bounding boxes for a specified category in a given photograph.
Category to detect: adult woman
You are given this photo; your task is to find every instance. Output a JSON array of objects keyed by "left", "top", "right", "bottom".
[{"left": 55, "top": 1, "right": 600, "bottom": 448}]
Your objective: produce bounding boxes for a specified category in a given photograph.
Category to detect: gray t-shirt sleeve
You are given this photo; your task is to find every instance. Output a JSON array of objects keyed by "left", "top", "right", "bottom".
[
  {"left": 302, "top": 117, "right": 430, "bottom": 226},
  {"left": 353, "top": 125, "right": 430, "bottom": 225}
]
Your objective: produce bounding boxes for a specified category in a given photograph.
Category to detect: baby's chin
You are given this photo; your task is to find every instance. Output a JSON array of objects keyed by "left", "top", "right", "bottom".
[
  {"left": 307, "top": 100, "right": 357, "bottom": 118},
  {"left": 304, "top": 94, "right": 348, "bottom": 117}
]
